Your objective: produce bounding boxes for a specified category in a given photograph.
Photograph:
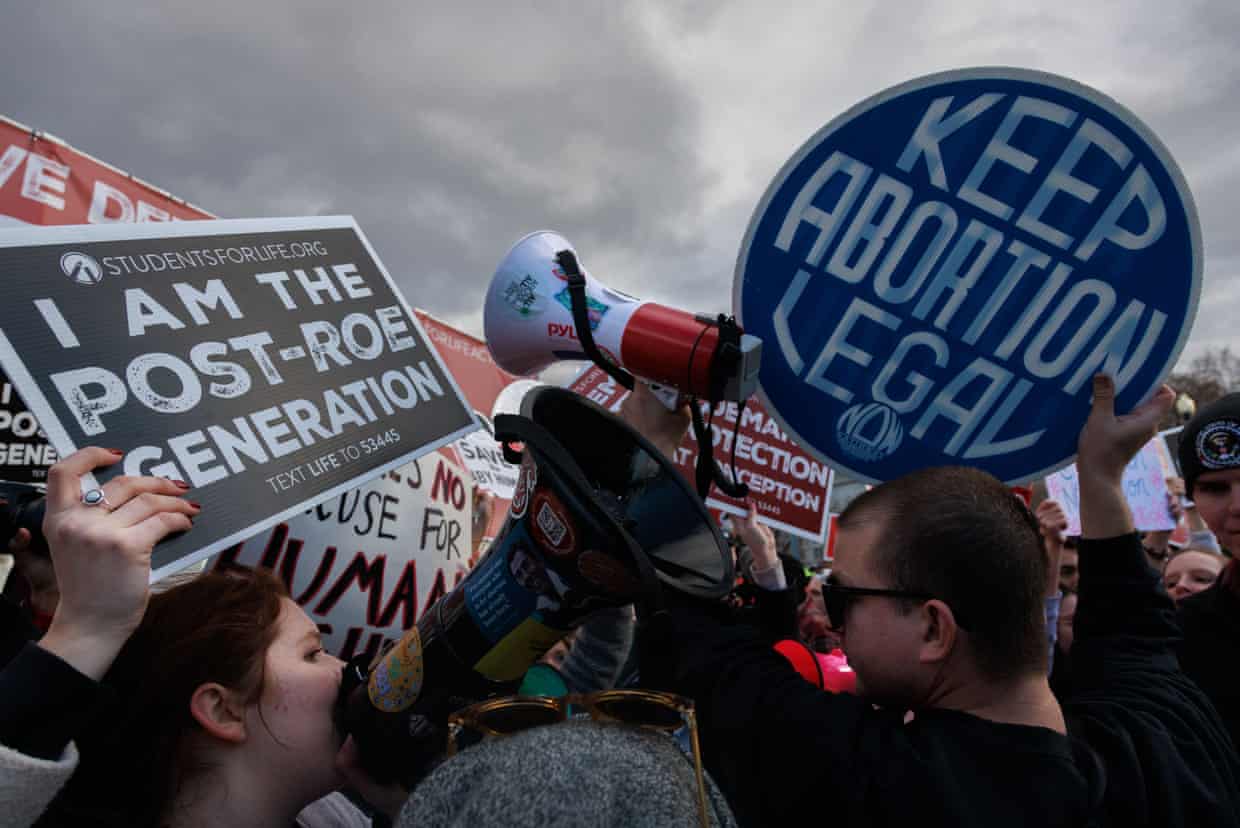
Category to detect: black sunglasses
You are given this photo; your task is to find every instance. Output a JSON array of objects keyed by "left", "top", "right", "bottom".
[{"left": 820, "top": 578, "right": 969, "bottom": 630}]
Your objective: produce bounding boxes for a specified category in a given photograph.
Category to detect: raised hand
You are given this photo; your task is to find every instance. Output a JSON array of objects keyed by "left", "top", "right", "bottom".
[
  {"left": 1076, "top": 375, "right": 1175, "bottom": 539},
  {"left": 1035, "top": 499, "right": 1069, "bottom": 546},
  {"left": 737, "top": 501, "right": 777, "bottom": 572},
  {"left": 38, "top": 447, "right": 199, "bottom": 679}
]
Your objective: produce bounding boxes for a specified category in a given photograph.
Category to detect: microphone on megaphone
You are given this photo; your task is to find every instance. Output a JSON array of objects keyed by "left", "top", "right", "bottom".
[{"left": 484, "top": 231, "right": 763, "bottom": 498}]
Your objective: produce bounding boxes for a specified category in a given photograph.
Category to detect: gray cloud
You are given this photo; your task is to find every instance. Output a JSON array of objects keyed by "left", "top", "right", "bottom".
[
  {"left": 3, "top": 0, "right": 1237, "bottom": 371},
  {"left": 3, "top": 1, "right": 710, "bottom": 323}
]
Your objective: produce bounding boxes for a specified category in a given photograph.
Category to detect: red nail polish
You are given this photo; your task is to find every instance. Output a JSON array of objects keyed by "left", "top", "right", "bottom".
[
  {"left": 189, "top": 501, "right": 203, "bottom": 510},
  {"left": 108, "top": 448, "right": 125, "bottom": 456},
  {"left": 173, "top": 480, "right": 191, "bottom": 489}
]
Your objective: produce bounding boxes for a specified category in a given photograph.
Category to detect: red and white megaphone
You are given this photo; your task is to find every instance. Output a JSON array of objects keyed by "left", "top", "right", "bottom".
[{"left": 484, "top": 231, "right": 762, "bottom": 403}]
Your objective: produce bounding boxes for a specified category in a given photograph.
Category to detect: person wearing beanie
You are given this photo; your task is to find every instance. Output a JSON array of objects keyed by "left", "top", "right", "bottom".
[
  {"left": 396, "top": 719, "right": 736, "bottom": 827},
  {"left": 1175, "top": 391, "right": 1240, "bottom": 751}
]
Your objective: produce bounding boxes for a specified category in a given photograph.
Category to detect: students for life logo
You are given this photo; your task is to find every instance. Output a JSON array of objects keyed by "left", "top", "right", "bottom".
[{"left": 60, "top": 251, "right": 103, "bottom": 285}]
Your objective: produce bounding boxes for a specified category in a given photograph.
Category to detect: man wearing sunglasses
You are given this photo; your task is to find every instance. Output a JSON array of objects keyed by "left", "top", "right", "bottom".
[{"left": 657, "top": 376, "right": 1240, "bottom": 827}]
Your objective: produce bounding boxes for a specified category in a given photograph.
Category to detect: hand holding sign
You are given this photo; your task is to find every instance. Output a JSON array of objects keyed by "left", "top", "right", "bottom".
[
  {"left": 737, "top": 501, "right": 778, "bottom": 572},
  {"left": 1076, "top": 375, "right": 1175, "bottom": 539},
  {"left": 1035, "top": 498, "right": 1069, "bottom": 546},
  {"left": 37, "top": 447, "right": 198, "bottom": 679},
  {"left": 1034, "top": 497, "right": 1069, "bottom": 599},
  {"left": 0, "top": 217, "right": 476, "bottom": 580}
]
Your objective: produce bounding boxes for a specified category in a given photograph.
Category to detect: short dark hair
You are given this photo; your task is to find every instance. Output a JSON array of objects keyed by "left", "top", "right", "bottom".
[{"left": 839, "top": 467, "right": 1047, "bottom": 679}]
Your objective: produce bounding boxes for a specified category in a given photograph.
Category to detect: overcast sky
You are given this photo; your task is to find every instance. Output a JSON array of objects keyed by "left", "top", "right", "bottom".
[{"left": 4, "top": 0, "right": 1237, "bottom": 370}]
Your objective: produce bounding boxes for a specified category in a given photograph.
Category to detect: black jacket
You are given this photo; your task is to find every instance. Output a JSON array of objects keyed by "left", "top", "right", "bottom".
[
  {"left": 664, "top": 534, "right": 1240, "bottom": 827},
  {"left": 1177, "top": 560, "right": 1240, "bottom": 754},
  {"left": 0, "top": 642, "right": 105, "bottom": 762}
]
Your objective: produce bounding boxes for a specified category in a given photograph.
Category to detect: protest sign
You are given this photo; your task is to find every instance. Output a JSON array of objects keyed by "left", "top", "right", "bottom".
[
  {"left": 215, "top": 451, "right": 471, "bottom": 663},
  {"left": 414, "top": 310, "right": 522, "bottom": 543},
  {"left": 0, "top": 368, "right": 57, "bottom": 482},
  {"left": 0, "top": 216, "right": 476, "bottom": 579},
  {"left": 735, "top": 68, "right": 1200, "bottom": 484},
  {"left": 1161, "top": 426, "right": 1184, "bottom": 477},
  {"left": 823, "top": 514, "right": 839, "bottom": 562},
  {"left": 0, "top": 115, "right": 212, "bottom": 228},
  {"left": 415, "top": 310, "right": 518, "bottom": 415},
  {"left": 0, "top": 116, "right": 212, "bottom": 480},
  {"left": 570, "top": 366, "right": 834, "bottom": 542},
  {"left": 455, "top": 423, "right": 518, "bottom": 499},
  {"left": 1044, "top": 436, "right": 1174, "bottom": 535}
]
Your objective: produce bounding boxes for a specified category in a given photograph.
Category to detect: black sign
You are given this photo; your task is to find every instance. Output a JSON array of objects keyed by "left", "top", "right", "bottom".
[
  {"left": 0, "top": 368, "right": 57, "bottom": 483},
  {"left": 0, "top": 217, "right": 476, "bottom": 578}
]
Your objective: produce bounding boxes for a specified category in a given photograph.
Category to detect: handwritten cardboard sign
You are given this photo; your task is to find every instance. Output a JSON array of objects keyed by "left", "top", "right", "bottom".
[
  {"left": 1044, "top": 437, "right": 1174, "bottom": 535},
  {"left": 215, "top": 452, "right": 471, "bottom": 663}
]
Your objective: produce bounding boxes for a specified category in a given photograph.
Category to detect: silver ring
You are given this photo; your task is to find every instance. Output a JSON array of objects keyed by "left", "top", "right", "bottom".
[{"left": 81, "top": 488, "right": 111, "bottom": 508}]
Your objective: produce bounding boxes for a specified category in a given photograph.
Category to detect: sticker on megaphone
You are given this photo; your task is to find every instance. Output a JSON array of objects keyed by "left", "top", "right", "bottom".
[{"left": 484, "top": 231, "right": 762, "bottom": 403}]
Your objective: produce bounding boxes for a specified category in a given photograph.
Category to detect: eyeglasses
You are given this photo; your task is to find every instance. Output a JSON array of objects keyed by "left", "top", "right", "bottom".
[
  {"left": 820, "top": 578, "right": 961, "bottom": 630},
  {"left": 447, "top": 689, "right": 710, "bottom": 828}
]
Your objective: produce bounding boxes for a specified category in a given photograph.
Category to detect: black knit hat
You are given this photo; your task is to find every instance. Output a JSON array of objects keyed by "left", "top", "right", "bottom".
[{"left": 1179, "top": 392, "right": 1240, "bottom": 495}]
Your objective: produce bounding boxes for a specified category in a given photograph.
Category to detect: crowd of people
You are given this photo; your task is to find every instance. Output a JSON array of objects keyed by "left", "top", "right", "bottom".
[{"left": 1, "top": 376, "right": 1239, "bottom": 826}]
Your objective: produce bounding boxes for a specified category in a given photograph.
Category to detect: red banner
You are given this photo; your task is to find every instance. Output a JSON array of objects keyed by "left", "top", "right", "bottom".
[
  {"left": 0, "top": 116, "right": 212, "bottom": 484},
  {"left": 569, "top": 367, "right": 833, "bottom": 542},
  {"left": 415, "top": 310, "right": 521, "bottom": 545},
  {"left": 414, "top": 310, "right": 518, "bottom": 416},
  {"left": 0, "top": 116, "right": 212, "bottom": 228}
]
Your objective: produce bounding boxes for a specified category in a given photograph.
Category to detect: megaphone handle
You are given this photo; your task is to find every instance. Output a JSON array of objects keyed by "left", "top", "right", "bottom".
[
  {"left": 555, "top": 249, "right": 635, "bottom": 391},
  {"left": 690, "top": 400, "right": 750, "bottom": 500}
]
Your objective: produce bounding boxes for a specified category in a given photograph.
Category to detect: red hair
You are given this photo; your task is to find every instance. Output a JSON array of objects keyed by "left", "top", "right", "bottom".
[{"left": 44, "top": 567, "right": 289, "bottom": 828}]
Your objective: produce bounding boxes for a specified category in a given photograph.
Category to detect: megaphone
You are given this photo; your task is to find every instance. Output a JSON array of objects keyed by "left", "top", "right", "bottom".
[{"left": 484, "top": 231, "right": 762, "bottom": 403}]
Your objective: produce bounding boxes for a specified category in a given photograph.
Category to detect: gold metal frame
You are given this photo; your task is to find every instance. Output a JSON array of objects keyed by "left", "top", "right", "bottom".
[{"left": 447, "top": 689, "right": 711, "bottom": 828}]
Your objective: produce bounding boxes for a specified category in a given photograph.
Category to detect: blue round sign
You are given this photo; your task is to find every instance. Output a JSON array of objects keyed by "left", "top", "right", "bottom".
[{"left": 735, "top": 68, "right": 1201, "bottom": 484}]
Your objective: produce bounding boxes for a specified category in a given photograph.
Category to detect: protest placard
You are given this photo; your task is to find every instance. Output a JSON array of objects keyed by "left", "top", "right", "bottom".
[
  {"left": 0, "top": 216, "right": 476, "bottom": 579},
  {"left": 454, "top": 424, "right": 518, "bottom": 500},
  {"left": 570, "top": 366, "right": 834, "bottom": 542},
  {"left": 414, "top": 310, "right": 522, "bottom": 543},
  {"left": 1044, "top": 436, "right": 1174, "bottom": 535},
  {"left": 1161, "top": 426, "right": 1185, "bottom": 477},
  {"left": 215, "top": 451, "right": 471, "bottom": 663},
  {"left": 0, "top": 368, "right": 57, "bottom": 482},
  {"left": 0, "top": 116, "right": 213, "bottom": 481},
  {"left": 0, "top": 114, "right": 213, "bottom": 228},
  {"left": 735, "top": 68, "right": 1200, "bottom": 484}
]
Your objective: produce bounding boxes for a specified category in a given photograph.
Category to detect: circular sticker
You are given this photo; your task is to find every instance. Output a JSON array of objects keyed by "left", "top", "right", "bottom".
[
  {"left": 1196, "top": 419, "right": 1240, "bottom": 470},
  {"left": 367, "top": 628, "right": 425, "bottom": 713},
  {"left": 735, "top": 68, "right": 1200, "bottom": 484},
  {"left": 529, "top": 489, "right": 578, "bottom": 558},
  {"left": 510, "top": 458, "right": 537, "bottom": 519}
]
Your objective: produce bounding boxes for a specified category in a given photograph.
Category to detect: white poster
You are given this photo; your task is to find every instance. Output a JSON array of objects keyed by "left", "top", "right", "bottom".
[
  {"left": 215, "top": 450, "right": 472, "bottom": 663},
  {"left": 1044, "top": 437, "right": 1174, "bottom": 536}
]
